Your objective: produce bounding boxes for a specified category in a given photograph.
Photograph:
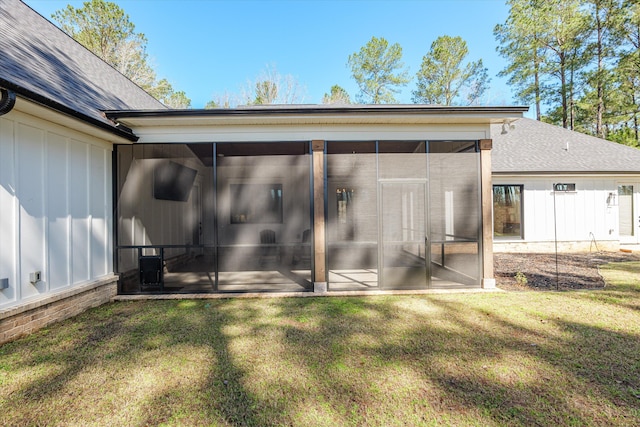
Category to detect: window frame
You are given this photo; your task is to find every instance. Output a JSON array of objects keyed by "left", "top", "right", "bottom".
[{"left": 492, "top": 184, "right": 524, "bottom": 240}]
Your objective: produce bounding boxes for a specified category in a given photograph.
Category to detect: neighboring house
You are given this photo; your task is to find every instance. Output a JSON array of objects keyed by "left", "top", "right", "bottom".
[{"left": 491, "top": 118, "right": 640, "bottom": 253}]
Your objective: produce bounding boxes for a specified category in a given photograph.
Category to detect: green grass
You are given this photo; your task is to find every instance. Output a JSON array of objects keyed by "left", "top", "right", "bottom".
[{"left": 1, "top": 262, "right": 640, "bottom": 426}]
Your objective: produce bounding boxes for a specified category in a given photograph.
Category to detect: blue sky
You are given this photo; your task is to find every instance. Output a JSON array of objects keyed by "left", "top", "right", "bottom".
[{"left": 25, "top": 0, "right": 518, "bottom": 109}]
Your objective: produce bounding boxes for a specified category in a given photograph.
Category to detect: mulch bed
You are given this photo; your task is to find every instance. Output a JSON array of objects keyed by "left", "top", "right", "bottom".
[{"left": 494, "top": 251, "right": 640, "bottom": 291}]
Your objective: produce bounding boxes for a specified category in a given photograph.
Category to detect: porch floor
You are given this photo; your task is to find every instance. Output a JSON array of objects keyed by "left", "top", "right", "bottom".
[{"left": 150, "top": 267, "right": 475, "bottom": 293}]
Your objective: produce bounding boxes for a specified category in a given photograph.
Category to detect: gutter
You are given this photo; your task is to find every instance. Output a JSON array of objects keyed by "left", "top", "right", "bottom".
[
  {"left": 0, "top": 87, "right": 17, "bottom": 115},
  {"left": 0, "top": 78, "right": 138, "bottom": 142},
  {"left": 105, "top": 105, "right": 530, "bottom": 120}
]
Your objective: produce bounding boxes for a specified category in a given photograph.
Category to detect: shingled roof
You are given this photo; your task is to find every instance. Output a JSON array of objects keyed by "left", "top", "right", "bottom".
[
  {"left": 492, "top": 118, "right": 640, "bottom": 174},
  {"left": 0, "top": 0, "right": 165, "bottom": 139}
]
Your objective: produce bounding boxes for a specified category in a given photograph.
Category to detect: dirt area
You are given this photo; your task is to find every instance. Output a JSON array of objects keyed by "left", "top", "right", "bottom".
[{"left": 494, "top": 251, "right": 640, "bottom": 291}]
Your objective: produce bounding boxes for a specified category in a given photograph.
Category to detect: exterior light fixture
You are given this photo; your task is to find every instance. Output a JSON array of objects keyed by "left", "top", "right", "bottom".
[{"left": 501, "top": 119, "right": 516, "bottom": 134}]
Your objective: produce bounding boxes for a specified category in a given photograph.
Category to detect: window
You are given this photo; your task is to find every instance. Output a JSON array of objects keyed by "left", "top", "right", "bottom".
[
  {"left": 493, "top": 185, "right": 523, "bottom": 239},
  {"left": 230, "top": 184, "right": 283, "bottom": 224}
]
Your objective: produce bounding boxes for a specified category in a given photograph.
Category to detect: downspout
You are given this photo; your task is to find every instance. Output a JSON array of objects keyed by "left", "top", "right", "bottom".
[{"left": 0, "top": 88, "right": 17, "bottom": 116}]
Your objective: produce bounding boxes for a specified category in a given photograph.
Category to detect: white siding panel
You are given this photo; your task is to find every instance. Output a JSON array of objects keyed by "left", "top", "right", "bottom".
[
  {"left": 0, "top": 118, "right": 18, "bottom": 305},
  {"left": 554, "top": 190, "right": 577, "bottom": 240},
  {"left": 69, "top": 139, "right": 90, "bottom": 284},
  {"left": 604, "top": 180, "right": 618, "bottom": 239},
  {"left": 529, "top": 181, "right": 551, "bottom": 240},
  {"left": 582, "top": 180, "right": 595, "bottom": 239},
  {"left": 0, "top": 110, "right": 115, "bottom": 309},
  {"left": 90, "top": 145, "right": 108, "bottom": 277},
  {"left": 572, "top": 186, "right": 582, "bottom": 238},
  {"left": 106, "top": 152, "right": 113, "bottom": 274},
  {"left": 582, "top": 179, "right": 614, "bottom": 241},
  {"left": 17, "top": 123, "right": 46, "bottom": 299},
  {"left": 47, "top": 133, "right": 70, "bottom": 290}
]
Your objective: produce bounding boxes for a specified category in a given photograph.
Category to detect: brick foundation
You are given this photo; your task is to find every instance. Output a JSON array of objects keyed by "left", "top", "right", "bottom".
[{"left": 0, "top": 275, "right": 117, "bottom": 345}]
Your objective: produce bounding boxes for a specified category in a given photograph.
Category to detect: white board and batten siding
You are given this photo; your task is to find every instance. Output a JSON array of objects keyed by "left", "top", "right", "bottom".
[
  {"left": 492, "top": 176, "right": 636, "bottom": 252},
  {"left": 0, "top": 110, "right": 113, "bottom": 309}
]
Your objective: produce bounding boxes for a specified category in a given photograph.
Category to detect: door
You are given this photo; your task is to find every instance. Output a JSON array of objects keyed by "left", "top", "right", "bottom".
[
  {"left": 380, "top": 181, "right": 429, "bottom": 289},
  {"left": 618, "top": 183, "right": 640, "bottom": 244}
]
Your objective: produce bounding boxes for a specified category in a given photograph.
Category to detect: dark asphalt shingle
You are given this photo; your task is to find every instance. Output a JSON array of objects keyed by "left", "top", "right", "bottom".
[
  {"left": 492, "top": 118, "right": 640, "bottom": 174},
  {"left": 0, "top": 0, "right": 164, "bottom": 129}
]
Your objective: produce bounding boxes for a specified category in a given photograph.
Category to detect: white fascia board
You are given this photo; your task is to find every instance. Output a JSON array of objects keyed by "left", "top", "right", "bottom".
[{"left": 129, "top": 123, "right": 492, "bottom": 144}]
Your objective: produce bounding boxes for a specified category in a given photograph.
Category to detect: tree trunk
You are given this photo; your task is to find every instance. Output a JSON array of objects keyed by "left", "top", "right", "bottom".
[
  {"left": 634, "top": 93, "right": 640, "bottom": 145},
  {"left": 569, "top": 49, "right": 576, "bottom": 131},
  {"left": 596, "top": 3, "right": 604, "bottom": 138},
  {"left": 560, "top": 54, "right": 568, "bottom": 129},
  {"left": 535, "top": 71, "right": 542, "bottom": 121},
  {"left": 534, "top": 47, "right": 542, "bottom": 121}
]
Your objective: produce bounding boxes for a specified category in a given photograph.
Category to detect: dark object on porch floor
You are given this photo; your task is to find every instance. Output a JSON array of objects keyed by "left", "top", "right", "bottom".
[{"left": 139, "top": 255, "right": 163, "bottom": 290}]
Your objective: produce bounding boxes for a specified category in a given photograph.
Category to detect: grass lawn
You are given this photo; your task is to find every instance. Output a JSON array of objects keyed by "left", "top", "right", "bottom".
[{"left": 1, "top": 263, "right": 639, "bottom": 426}]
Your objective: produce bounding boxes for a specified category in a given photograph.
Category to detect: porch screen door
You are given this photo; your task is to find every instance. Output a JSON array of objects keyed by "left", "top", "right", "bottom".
[{"left": 380, "top": 181, "right": 429, "bottom": 289}]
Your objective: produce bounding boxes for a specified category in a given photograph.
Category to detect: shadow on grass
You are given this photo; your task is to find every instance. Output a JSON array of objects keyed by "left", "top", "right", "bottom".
[
  {"left": 272, "top": 293, "right": 640, "bottom": 425},
  {"left": 1, "top": 276, "right": 640, "bottom": 425},
  {"left": 424, "top": 297, "right": 640, "bottom": 424},
  {"left": 0, "top": 301, "right": 277, "bottom": 426},
  {"left": 138, "top": 301, "right": 271, "bottom": 426}
]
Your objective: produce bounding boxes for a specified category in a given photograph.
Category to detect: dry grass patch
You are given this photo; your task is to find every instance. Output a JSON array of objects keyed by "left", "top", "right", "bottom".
[{"left": 1, "top": 263, "right": 640, "bottom": 425}]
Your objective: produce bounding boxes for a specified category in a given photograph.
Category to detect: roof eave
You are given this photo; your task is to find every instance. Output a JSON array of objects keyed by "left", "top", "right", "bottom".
[
  {"left": 105, "top": 105, "right": 529, "bottom": 119},
  {"left": 105, "top": 105, "right": 529, "bottom": 128},
  {"left": 0, "top": 78, "right": 138, "bottom": 142}
]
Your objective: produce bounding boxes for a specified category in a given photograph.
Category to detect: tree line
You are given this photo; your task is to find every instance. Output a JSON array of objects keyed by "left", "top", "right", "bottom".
[
  {"left": 52, "top": 0, "right": 191, "bottom": 108},
  {"left": 52, "top": 0, "right": 640, "bottom": 147},
  {"left": 51, "top": 1, "right": 489, "bottom": 111},
  {"left": 207, "top": 35, "right": 490, "bottom": 108},
  {"left": 495, "top": 0, "right": 640, "bottom": 146}
]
